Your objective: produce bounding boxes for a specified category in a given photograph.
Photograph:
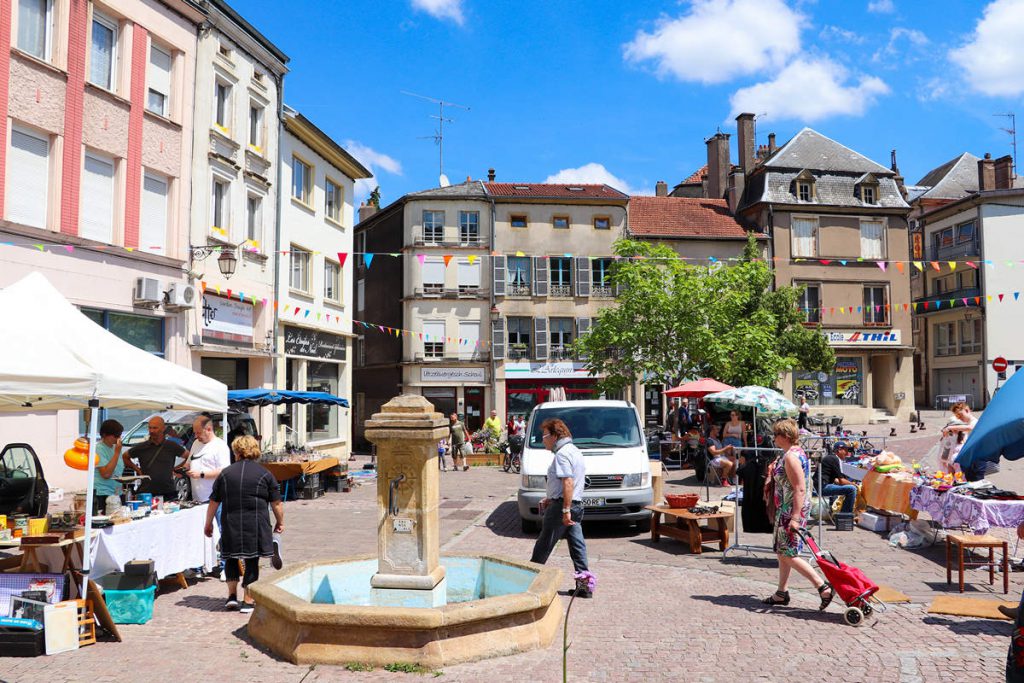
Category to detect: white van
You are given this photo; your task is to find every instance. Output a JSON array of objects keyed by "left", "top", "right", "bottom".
[{"left": 517, "top": 400, "right": 653, "bottom": 534}]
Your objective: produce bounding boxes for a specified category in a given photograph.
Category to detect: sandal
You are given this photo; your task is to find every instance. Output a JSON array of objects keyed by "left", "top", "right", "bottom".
[
  {"left": 817, "top": 583, "right": 834, "bottom": 611},
  {"left": 762, "top": 590, "right": 790, "bottom": 606}
]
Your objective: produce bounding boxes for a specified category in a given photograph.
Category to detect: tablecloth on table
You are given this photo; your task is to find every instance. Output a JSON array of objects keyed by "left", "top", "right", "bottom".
[
  {"left": 910, "top": 485, "right": 1024, "bottom": 535},
  {"left": 861, "top": 469, "right": 918, "bottom": 518},
  {"left": 90, "top": 505, "right": 218, "bottom": 580},
  {"left": 262, "top": 457, "right": 340, "bottom": 482}
]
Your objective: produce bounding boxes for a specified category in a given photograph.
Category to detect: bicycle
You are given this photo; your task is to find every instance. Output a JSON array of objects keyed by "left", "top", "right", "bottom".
[{"left": 500, "top": 433, "right": 523, "bottom": 473}]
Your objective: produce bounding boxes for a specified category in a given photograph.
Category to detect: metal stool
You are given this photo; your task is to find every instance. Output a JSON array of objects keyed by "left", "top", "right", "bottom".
[{"left": 945, "top": 533, "right": 1009, "bottom": 593}]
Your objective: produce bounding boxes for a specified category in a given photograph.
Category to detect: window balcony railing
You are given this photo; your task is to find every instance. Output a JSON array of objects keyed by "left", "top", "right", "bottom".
[
  {"left": 549, "top": 345, "right": 574, "bottom": 360},
  {"left": 507, "top": 283, "right": 532, "bottom": 297},
  {"left": 929, "top": 239, "right": 980, "bottom": 262},
  {"left": 412, "top": 286, "right": 488, "bottom": 299},
  {"left": 412, "top": 351, "right": 489, "bottom": 363},
  {"left": 591, "top": 285, "right": 614, "bottom": 298},
  {"left": 411, "top": 229, "right": 486, "bottom": 247},
  {"left": 508, "top": 345, "right": 530, "bottom": 360},
  {"left": 549, "top": 284, "right": 572, "bottom": 297}
]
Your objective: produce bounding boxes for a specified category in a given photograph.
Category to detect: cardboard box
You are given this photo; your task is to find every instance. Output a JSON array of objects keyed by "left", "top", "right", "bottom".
[{"left": 857, "top": 511, "right": 898, "bottom": 532}]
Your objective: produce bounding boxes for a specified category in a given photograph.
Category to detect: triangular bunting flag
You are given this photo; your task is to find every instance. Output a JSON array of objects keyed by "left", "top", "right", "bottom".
[
  {"left": 913, "top": 261, "right": 923, "bottom": 272},
  {"left": 468, "top": 255, "right": 477, "bottom": 265},
  {"left": 839, "top": 260, "right": 847, "bottom": 266},
  {"left": 417, "top": 254, "right": 426, "bottom": 265},
  {"left": 443, "top": 255, "right": 453, "bottom": 267},
  {"left": 364, "top": 253, "right": 374, "bottom": 268},
  {"left": 930, "top": 262, "right": 940, "bottom": 271},
  {"left": 201, "top": 281, "right": 207, "bottom": 293},
  {"left": 999, "top": 293, "right": 1005, "bottom": 302},
  {"left": 966, "top": 261, "right": 977, "bottom": 269},
  {"left": 1015, "top": 292, "right": 1021, "bottom": 301},
  {"left": 877, "top": 261, "right": 887, "bottom": 272},
  {"left": 962, "top": 298, "right": 968, "bottom": 306},
  {"left": 974, "top": 297, "right": 981, "bottom": 305},
  {"left": 226, "top": 289, "right": 233, "bottom": 299},
  {"left": 895, "top": 262, "right": 904, "bottom": 274},
  {"left": 64, "top": 245, "right": 74, "bottom": 253},
  {"left": 515, "top": 251, "right": 525, "bottom": 257},
  {"left": 819, "top": 260, "right": 832, "bottom": 265},
  {"left": 948, "top": 261, "right": 956, "bottom": 271},
  {"left": 337, "top": 252, "right": 348, "bottom": 268}
]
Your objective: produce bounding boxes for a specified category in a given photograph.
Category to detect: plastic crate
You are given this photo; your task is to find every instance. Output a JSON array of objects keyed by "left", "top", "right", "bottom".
[
  {"left": 100, "top": 584, "right": 156, "bottom": 624},
  {"left": 835, "top": 512, "right": 854, "bottom": 531}
]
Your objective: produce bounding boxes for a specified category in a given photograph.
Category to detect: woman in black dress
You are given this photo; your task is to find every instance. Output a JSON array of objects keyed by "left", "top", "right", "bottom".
[{"left": 204, "top": 436, "right": 284, "bottom": 613}]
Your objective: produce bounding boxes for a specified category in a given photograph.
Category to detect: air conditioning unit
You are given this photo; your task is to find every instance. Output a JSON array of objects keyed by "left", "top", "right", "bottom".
[
  {"left": 133, "top": 277, "right": 162, "bottom": 306},
  {"left": 165, "top": 283, "right": 197, "bottom": 310}
]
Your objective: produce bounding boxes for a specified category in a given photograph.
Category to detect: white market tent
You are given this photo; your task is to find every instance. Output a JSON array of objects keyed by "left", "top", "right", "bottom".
[{"left": 0, "top": 272, "right": 227, "bottom": 593}]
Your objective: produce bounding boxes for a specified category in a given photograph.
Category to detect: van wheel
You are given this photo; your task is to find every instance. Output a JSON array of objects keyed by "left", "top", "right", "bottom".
[
  {"left": 636, "top": 517, "right": 652, "bottom": 533},
  {"left": 521, "top": 518, "right": 540, "bottom": 534}
]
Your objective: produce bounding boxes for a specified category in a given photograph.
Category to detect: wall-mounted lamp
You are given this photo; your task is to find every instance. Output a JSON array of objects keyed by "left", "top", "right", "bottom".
[
  {"left": 190, "top": 244, "right": 238, "bottom": 279},
  {"left": 489, "top": 304, "right": 500, "bottom": 321}
]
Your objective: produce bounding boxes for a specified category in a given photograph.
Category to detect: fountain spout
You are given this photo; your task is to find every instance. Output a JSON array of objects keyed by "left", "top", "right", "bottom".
[{"left": 387, "top": 474, "right": 406, "bottom": 517}]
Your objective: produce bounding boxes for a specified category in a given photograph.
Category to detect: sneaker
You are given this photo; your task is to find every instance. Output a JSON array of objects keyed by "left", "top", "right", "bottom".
[
  {"left": 463, "top": 466, "right": 469, "bottom": 471},
  {"left": 240, "top": 602, "right": 255, "bottom": 614},
  {"left": 271, "top": 533, "right": 284, "bottom": 570},
  {"left": 225, "top": 595, "right": 239, "bottom": 610}
]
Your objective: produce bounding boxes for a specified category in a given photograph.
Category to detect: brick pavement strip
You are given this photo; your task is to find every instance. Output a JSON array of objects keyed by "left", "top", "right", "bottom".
[{"left": 1, "top": 461, "right": 1016, "bottom": 682}]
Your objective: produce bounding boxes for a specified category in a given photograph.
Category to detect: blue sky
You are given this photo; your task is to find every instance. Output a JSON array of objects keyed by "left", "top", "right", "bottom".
[{"left": 233, "top": 0, "right": 1024, "bottom": 203}]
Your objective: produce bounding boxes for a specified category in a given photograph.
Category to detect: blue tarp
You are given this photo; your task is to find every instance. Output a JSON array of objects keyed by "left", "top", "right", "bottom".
[
  {"left": 227, "top": 389, "right": 349, "bottom": 408},
  {"left": 955, "top": 371, "right": 1024, "bottom": 469}
]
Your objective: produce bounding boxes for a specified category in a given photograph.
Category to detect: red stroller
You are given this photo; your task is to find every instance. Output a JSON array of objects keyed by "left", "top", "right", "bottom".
[{"left": 799, "top": 530, "right": 886, "bottom": 626}]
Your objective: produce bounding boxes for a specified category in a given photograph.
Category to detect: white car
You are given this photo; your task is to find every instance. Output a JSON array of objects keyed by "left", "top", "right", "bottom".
[{"left": 517, "top": 400, "right": 653, "bottom": 534}]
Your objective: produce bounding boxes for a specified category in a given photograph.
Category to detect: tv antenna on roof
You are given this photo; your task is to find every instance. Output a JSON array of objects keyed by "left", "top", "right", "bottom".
[
  {"left": 402, "top": 91, "right": 470, "bottom": 185},
  {"left": 994, "top": 112, "right": 1017, "bottom": 179}
]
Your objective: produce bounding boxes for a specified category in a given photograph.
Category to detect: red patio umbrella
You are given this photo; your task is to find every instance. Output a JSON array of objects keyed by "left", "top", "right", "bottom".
[{"left": 664, "top": 378, "right": 734, "bottom": 398}]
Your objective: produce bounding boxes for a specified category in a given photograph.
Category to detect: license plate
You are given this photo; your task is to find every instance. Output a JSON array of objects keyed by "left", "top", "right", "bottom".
[{"left": 582, "top": 497, "right": 605, "bottom": 507}]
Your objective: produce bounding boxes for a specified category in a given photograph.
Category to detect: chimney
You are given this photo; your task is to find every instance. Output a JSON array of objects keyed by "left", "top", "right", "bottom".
[
  {"left": 487, "top": 168, "right": 496, "bottom": 182},
  {"left": 994, "top": 154, "right": 1014, "bottom": 189},
  {"left": 890, "top": 149, "right": 907, "bottom": 200},
  {"left": 358, "top": 202, "right": 377, "bottom": 223},
  {"left": 655, "top": 180, "right": 668, "bottom": 197},
  {"left": 705, "top": 132, "right": 731, "bottom": 200},
  {"left": 727, "top": 168, "right": 745, "bottom": 214},
  {"left": 978, "top": 153, "right": 995, "bottom": 191},
  {"left": 736, "top": 113, "right": 755, "bottom": 176},
  {"left": 768, "top": 133, "right": 777, "bottom": 155}
]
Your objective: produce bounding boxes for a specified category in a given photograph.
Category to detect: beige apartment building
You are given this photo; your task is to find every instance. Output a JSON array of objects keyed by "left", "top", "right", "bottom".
[
  {"left": 487, "top": 181, "right": 629, "bottom": 422},
  {"left": 732, "top": 116, "right": 915, "bottom": 423}
]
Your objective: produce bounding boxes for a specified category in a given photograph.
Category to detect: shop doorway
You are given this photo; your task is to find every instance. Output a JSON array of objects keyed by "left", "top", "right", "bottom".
[
  {"left": 202, "top": 357, "right": 249, "bottom": 390},
  {"left": 464, "top": 387, "right": 484, "bottom": 432},
  {"left": 422, "top": 387, "right": 457, "bottom": 419},
  {"left": 643, "top": 384, "right": 663, "bottom": 427}
]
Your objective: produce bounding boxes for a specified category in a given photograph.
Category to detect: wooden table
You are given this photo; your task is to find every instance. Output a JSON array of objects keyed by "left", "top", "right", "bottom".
[
  {"left": 644, "top": 505, "right": 732, "bottom": 554},
  {"left": 262, "top": 457, "right": 341, "bottom": 482},
  {"left": 0, "top": 533, "right": 93, "bottom": 573}
]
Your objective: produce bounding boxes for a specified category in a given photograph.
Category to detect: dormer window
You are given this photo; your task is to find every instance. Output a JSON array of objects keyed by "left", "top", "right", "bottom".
[
  {"left": 793, "top": 169, "right": 815, "bottom": 202},
  {"left": 855, "top": 173, "right": 880, "bottom": 205}
]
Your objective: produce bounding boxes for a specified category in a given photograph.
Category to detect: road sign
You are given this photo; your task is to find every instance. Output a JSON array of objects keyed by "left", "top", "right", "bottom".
[{"left": 994, "top": 356, "right": 1008, "bottom": 373}]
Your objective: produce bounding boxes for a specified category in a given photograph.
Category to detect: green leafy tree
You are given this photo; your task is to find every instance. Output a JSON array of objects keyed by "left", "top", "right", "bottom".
[{"left": 573, "top": 234, "right": 834, "bottom": 393}]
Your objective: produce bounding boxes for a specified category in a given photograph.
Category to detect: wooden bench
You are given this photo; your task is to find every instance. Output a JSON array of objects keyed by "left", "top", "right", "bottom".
[
  {"left": 946, "top": 533, "right": 1008, "bottom": 594},
  {"left": 644, "top": 505, "right": 732, "bottom": 554}
]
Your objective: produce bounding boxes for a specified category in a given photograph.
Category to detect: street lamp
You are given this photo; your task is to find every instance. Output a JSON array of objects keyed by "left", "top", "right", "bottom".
[
  {"left": 489, "top": 304, "right": 500, "bottom": 321},
  {"left": 190, "top": 244, "right": 238, "bottom": 279}
]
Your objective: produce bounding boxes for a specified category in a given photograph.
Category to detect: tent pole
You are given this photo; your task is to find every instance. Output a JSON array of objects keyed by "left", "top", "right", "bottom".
[{"left": 81, "top": 398, "right": 100, "bottom": 599}]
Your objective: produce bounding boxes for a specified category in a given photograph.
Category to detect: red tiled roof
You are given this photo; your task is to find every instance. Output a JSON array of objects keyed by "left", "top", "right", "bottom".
[
  {"left": 681, "top": 165, "right": 708, "bottom": 185},
  {"left": 484, "top": 183, "right": 628, "bottom": 199},
  {"left": 628, "top": 196, "right": 750, "bottom": 239}
]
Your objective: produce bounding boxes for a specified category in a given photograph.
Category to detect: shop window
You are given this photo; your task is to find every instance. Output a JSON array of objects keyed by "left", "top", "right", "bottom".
[
  {"left": 794, "top": 357, "right": 863, "bottom": 406},
  {"left": 422, "top": 387, "right": 456, "bottom": 419},
  {"left": 507, "top": 317, "right": 532, "bottom": 359},
  {"left": 306, "top": 362, "right": 339, "bottom": 441}
]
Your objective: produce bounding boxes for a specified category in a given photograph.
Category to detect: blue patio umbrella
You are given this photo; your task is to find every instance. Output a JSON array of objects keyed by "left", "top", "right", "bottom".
[
  {"left": 955, "top": 371, "right": 1024, "bottom": 470},
  {"left": 227, "top": 389, "right": 349, "bottom": 407}
]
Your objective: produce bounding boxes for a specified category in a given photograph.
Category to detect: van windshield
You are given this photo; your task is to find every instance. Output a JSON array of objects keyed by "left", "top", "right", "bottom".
[{"left": 528, "top": 406, "right": 642, "bottom": 449}]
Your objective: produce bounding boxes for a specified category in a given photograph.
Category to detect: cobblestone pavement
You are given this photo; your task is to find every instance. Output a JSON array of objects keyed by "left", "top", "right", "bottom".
[{"left": 2, "top": 438, "right": 1017, "bottom": 683}]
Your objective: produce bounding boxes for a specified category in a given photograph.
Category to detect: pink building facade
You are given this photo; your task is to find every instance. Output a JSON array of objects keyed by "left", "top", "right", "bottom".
[{"left": 0, "top": 0, "right": 203, "bottom": 492}]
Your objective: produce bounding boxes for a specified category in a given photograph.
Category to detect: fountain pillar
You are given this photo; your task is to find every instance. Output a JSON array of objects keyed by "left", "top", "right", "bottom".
[{"left": 364, "top": 394, "right": 449, "bottom": 606}]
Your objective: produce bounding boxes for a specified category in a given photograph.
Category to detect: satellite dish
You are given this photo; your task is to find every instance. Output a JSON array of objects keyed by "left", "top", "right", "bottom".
[{"left": 439, "top": 174, "right": 450, "bottom": 187}]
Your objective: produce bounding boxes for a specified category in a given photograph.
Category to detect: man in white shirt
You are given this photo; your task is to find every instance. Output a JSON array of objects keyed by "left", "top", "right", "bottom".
[{"left": 186, "top": 415, "right": 232, "bottom": 503}]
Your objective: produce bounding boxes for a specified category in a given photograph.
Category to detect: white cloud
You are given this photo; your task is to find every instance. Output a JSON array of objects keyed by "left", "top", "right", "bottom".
[
  {"left": 410, "top": 0, "right": 464, "bottom": 25},
  {"left": 623, "top": 0, "right": 805, "bottom": 84},
  {"left": 867, "top": 0, "right": 895, "bottom": 13},
  {"left": 819, "top": 25, "right": 865, "bottom": 45},
  {"left": 873, "top": 27, "right": 929, "bottom": 63},
  {"left": 950, "top": 0, "right": 1024, "bottom": 96},
  {"left": 728, "top": 58, "right": 889, "bottom": 122},
  {"left": 344, "top": 140, "right": 403, "bottom": 203},
  {"left": 544, "top": 163, "right": 649, "bottom": 196}
]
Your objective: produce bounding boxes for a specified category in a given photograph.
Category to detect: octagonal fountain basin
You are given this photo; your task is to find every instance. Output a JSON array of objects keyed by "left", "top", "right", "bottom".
[{"left": 246, "top": 553, "right": 563, "bottom": 668}]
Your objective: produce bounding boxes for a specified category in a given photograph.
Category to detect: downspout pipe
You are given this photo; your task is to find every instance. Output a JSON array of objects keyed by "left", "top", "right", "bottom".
[{"left": 271, "top": 72, "right": 285, "bottom": 450}]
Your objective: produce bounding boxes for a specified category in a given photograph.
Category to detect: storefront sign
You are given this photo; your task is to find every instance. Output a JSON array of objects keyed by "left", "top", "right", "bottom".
[
  {"left": 284, "top": 326, "right": 347, "bottom": 361},
  {"left": 420, "top": 367, "right": 486, "bottom": 383},
  {"left": 824, "top": 330, "right": 901, "bottom": 346},
  {"left": 504, "top": 361, "right": 592, "bottom": 379},
  {"left": 202, "top": 294, "right": 254, "bottom": 344},
  {"left": 794, "top": 357, "right": 863, "bottom": 406}
]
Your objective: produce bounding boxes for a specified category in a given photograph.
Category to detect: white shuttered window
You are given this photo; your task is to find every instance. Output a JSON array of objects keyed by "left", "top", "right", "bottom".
[
  {"left": 147, "top": 44, "right": 172, "bottom": 116},
  {"left": 791, "top": 217, "right": 817, "bottom": 258},
  {"left": 423, "top": 258, "right": 445, "bottom": 288},
  {"left": 7, "top": 128, "right": 50, "bottom": 228},
  {"left": 860, "top": 219, "right": 885, "bottom": 260},
  {"left": 457, "top": 260, "right": 481, "bottom": 287},
  {"left": 140, "top": 172, "right": 168, "bottom": 254},
  {"left": 80, "top": 153, "right": 115, "bottom": 243}
]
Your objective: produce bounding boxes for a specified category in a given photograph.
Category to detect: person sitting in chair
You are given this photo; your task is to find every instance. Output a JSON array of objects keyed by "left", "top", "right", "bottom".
[
  {"left": 819, "top": 445, "right": 858, "bottom": 524},
  {"left": 705, "top": 424, "right": 736, "bottom": 485}
]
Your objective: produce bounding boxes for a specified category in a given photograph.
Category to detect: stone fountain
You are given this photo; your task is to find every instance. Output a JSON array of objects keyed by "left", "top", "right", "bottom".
[{"left": 246, "top": 395, "right": 562, "bottom": 667}]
